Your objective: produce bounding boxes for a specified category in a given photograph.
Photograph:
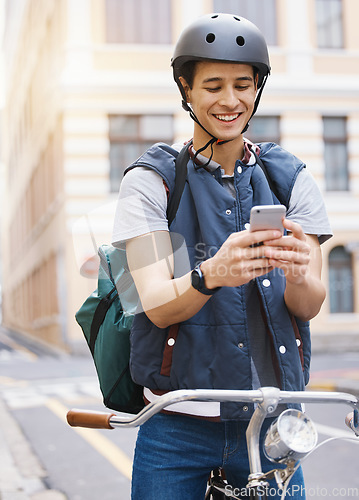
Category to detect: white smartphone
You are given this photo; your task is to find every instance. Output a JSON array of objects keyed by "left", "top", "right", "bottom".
[{"left": 249, "top": 205, "right": 286, "bottom": 234}]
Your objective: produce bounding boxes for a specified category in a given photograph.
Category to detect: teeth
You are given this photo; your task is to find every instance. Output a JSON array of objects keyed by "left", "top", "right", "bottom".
[{"left": 215, "top": 114, "right": 239, "bottom": 122}]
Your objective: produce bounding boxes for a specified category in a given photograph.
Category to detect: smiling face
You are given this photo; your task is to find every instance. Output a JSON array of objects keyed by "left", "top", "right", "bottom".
[{"left": 180, "top": 61, "right": 257, "bottom": 150}]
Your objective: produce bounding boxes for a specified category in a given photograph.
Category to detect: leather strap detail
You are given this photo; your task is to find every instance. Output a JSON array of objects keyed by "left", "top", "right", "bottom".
[
  {"left": 160, "top": 323, "right": 179, "bottom": 376},
  {"left": 290, "top": 315, "right": 304, "bottom": 370}
]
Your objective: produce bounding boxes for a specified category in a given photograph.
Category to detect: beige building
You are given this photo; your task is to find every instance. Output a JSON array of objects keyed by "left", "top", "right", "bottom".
[{"left": 1, "top": 0, "right": 359, "bottom": 353}]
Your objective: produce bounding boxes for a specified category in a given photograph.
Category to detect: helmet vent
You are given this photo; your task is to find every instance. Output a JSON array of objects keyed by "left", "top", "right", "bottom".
[
  {"left": 236, "top": 36, "right": 245, "bottom": 46},
  {"left": 233, "top": 16, "right": 241, "bottom": 21},
  {"left": 211, "top": 14, "right": 219, "bottom": 19},
  {"left": 206, "top": 33, "right": 216, "bottom": 43}
]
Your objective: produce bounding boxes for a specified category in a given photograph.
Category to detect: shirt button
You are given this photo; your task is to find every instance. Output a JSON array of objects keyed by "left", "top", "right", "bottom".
[
  {"left": 296, "top": 339, "right": 301, "bottom": 347},
  {"left": 262, "top": 279, "right": 271, "bottom": 287},
  {"left": 167, "top": 338, "right": 175, "bottom": 347},
  {"left": 238, "top": 343, "right": 244, "bottom": 348},
  {"left": 237, "top": 166, "right": 242, "bottom": 174},
  {"left": 226, "top": 209, "right": 231, "bottom": 215},
  {"left": 279, "top": 345, "right": 286, "bottom": 354},
  {"left": 243, "top": 406, "right": 249, "bottom": 412},
  {"left": 244, "top": 223, "right": 250, "bottom": 230}
]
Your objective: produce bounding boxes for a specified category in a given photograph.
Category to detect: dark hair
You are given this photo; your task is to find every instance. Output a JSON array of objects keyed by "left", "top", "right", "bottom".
[
  {"left": 178, "top": 60, "right": 198, "bottom": 89},
  {"left": 179, "top": 60, "right": 259, "bottom": 89}
]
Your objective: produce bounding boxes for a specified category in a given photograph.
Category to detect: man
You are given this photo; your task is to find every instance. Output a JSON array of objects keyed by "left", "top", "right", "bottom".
[{"left": 112, "top": 13, "right": 332, "bottom": 499}]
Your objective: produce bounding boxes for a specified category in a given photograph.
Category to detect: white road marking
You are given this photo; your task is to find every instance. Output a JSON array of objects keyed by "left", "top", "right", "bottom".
[{"left": 0, "top": 377, "right": 102, "bottom": 409}]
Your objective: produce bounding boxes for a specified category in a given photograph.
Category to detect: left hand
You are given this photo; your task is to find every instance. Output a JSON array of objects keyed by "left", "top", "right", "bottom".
[{"left": 262, "top": 218, "right": 311, "bottom": 285}]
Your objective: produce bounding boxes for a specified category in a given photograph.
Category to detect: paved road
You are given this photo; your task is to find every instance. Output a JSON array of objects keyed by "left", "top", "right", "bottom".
[
  {"left": 1, "top": 328, "right": 358, "bottom": 499},
  {"left": 0, "top": 329, "right": 136, "bottom": 500}
]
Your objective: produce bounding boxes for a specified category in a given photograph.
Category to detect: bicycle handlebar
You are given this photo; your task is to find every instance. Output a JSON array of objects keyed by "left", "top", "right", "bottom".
[
  {"left": 67, "top": 409, "right": 116, "bottom": 429},
  {"left": 66, "top": 387, "right": 359, "bottom": 434}
]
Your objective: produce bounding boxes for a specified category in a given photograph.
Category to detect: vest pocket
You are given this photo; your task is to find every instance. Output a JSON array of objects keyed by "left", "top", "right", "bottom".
[{"left": 160, "top": 323, "right": 179, "bottom": 376}]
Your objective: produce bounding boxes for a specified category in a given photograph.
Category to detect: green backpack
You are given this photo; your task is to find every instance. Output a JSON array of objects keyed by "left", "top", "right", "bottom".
[{"left": 75, "top": 144, "right": 190, "bottom": 414}]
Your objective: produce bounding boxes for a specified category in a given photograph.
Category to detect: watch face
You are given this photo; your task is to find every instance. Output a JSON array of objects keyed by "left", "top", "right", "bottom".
[{"left": 191, "top": 269, "right": 201, "bottom": 289}]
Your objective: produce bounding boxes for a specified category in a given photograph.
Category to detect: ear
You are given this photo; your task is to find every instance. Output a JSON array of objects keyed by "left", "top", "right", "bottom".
[{"left": 179, "top": 76, "right": 191, "bottom": 103}]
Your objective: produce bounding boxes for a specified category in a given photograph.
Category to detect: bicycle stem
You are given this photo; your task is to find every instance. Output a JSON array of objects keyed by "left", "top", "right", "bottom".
[{"left": 246, "top": 387, "right": 281, "bottom": 484}]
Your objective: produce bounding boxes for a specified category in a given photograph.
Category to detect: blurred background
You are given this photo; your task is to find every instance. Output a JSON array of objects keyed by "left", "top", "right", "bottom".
[
  {"left": 1, "top": 2, "right": 359, "bottom": 500},
  {"left": 1, "top": 0, "right": 359, "bottom": 354}
]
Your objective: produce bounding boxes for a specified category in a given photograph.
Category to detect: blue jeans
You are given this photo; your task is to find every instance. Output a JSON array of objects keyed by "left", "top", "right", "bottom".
[{"left": 131, "top": 413, "right": 305, "bottom": 499}]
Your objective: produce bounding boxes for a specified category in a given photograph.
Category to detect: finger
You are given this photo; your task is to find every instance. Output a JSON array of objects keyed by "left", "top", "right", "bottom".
[
  {"left": 244, "top": 263, "right": 274, "bottom": 280},
  {"left": 264, "top": 236, "right": 311, "bottom": 257},
  {"left": 221, "top": 259, "right": 273, "bottom": 285},
  {"left": 248, "top": 257, "right": 273, "bottom": 270},
  {"left": 282, "top": 218, "right": 306, "bottom": 240},
  {"left": 235, "top": 229, "right": 282, "bottom": 248},
  {"left": 263, "top": 235, "right": 311, "bottom": 253},
  {"left": 268, "top": 260, "right": 308, "bottom": 281},
  {"left": 263, "top": 219, "right": 306, "bottom": 247},
  {"left": 236, "top": 242, "right": 283, "bottom": 262},
  {"left": 265, "top": 248, "right": 310, "bottom": 265}
]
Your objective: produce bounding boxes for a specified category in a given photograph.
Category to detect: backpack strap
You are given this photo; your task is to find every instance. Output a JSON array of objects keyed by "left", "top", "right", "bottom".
[{"left": 166, "top": 142, "right": 191, "bottom": 226}]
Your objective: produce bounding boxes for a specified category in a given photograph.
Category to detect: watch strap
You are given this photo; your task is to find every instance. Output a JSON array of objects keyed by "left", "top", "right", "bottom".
[{"left": 191, "top": 264, "right": 221, "bottom": 296}]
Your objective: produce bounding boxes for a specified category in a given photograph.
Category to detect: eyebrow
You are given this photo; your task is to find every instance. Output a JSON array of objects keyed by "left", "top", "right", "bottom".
[{"left": 202, "top": 76, "right": 253, "bottom": 84}]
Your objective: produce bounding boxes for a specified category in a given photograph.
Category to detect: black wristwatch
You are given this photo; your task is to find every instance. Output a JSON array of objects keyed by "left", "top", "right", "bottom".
[{"left": 191, "top": 264, "right": 221, "bottom": 296}]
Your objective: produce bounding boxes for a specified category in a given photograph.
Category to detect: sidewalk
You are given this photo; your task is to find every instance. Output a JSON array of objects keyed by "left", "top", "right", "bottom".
[
  {"left": 309, "top": 331, "right": 359, "bottom": 397},
  {"left": 308, "top": 367, "right": 359, "bottom": 398},
  {"left": 0, "top": 399, "right": 67, "bottom": 500}
]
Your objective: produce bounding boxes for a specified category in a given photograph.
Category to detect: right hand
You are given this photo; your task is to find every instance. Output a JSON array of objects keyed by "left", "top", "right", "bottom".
[{"left": 201, "top": 229, "right": 282, "bottom": 289}]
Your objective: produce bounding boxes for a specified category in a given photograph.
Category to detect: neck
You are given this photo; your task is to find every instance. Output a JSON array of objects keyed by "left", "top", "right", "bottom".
[{"left": 193, "top": 132, "right": 244, "bottom": 175}]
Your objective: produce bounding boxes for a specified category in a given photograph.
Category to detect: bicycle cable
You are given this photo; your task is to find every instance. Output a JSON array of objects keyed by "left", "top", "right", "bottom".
[{"left": 278, "top": 435, "right": 359, "bottom": 499}]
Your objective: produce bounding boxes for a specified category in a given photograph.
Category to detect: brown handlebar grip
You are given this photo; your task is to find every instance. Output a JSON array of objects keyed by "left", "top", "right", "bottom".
[{"left": 67, "top": 409, "right": 115, "bottom": 429}]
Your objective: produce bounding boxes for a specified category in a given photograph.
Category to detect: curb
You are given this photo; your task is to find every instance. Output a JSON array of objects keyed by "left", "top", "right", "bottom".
[
  {"left": 308, "top": 381, "right": 359, "bottom": 399},
  {"left": 0, "top": 326, "right": 69, "bottom": 359},
  {"left": 311, "top": 331, "right": 359, "bottom": 353}
]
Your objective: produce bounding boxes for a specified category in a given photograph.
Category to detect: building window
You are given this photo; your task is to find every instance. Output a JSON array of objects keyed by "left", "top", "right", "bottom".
[
  {"left": 315, "top": 0, "right": 344, "bottom": 49},
  {"left": 246, "top": 116, "right": 280, "bottom": 144},
  {"left": 329, "top": 246, "right": 354, "bottom": 313},
  {"left": 213, "top": 0, "right": 277, "bottom": 45},
  {"left": 323, "top": 117, "right": 348, "bottom": 191},
  {"left": 105, "top": 0, "right": 172, "bottom": 44},
  {"left": 109, "top": 115, "right": 174, "bottom": 193}
]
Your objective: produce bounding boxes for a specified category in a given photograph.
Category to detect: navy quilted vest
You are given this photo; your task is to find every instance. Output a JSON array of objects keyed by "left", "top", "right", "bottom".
[{"left": 126, "top": 142, "right": 310, "bottom": 420}]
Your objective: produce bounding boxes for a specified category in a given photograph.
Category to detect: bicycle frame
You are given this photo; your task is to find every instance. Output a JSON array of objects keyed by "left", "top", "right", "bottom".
[{"left": 67, "top": 387, "right": 359, "bottom": 498}]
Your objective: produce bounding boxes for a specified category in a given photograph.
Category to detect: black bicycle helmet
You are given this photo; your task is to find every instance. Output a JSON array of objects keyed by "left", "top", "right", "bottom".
[{"left": 171, "top": 13, "right": 271, "bottom": 138}]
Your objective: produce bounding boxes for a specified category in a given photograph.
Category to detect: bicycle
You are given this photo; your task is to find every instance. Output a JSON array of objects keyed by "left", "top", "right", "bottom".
[{"left": 67, "top": 386, "right": 359, "bottom": 499}]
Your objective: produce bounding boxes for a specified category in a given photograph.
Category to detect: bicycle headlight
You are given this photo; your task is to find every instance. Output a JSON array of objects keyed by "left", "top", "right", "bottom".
[{"left": 264, "top": 409, "right": 318, "bottom": 463}]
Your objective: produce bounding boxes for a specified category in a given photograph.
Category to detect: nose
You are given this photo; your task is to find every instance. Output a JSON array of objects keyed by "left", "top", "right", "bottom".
[{"left": 218, "top": 86, "right": 238, "bottom": 108}]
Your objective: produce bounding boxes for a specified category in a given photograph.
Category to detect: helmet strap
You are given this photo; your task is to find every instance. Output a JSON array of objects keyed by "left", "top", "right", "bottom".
[
  {"left": 193, "top": 136, "right": 217, "bottom": 167},
  {"left": 180, "top": 74, "right": 269, "bottom": 162},
  {"left": 241, "top": 74, "right": 269, "bottom": 134},
  {"left": 183, "top": 100, "right": 231, "bottom": 149}
]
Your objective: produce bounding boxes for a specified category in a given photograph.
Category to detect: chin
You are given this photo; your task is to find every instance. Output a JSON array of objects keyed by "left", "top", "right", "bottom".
[
  {"left": 214, "top": 125, "right": 246, "bottom": 141},
  {"left": 216, "top": 132, "right": 243, "bottom": 143}
]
